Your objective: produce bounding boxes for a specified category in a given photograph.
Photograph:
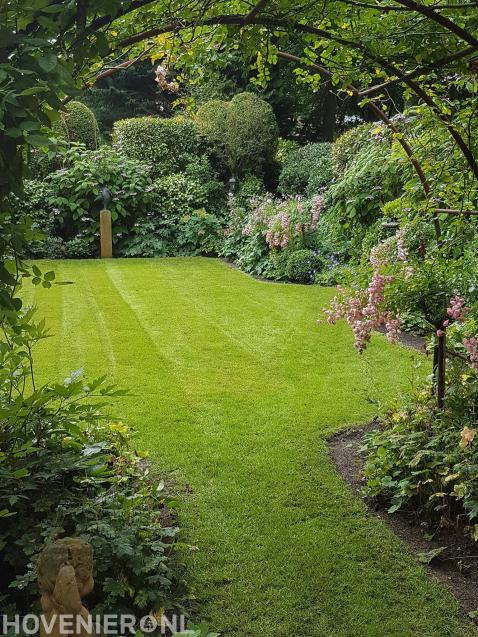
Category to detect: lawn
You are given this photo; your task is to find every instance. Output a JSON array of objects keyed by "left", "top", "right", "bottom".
[{"left": 26, "top": 257, "right": 475, "bottom": 637}]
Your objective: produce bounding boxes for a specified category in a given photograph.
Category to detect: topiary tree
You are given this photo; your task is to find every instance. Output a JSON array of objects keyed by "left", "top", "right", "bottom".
[
  {"left": 55, "top": 101, "right": 101, "bottom": 149},
  {"left": 196, "top": 92, "right": 279, "bottom": 179}
]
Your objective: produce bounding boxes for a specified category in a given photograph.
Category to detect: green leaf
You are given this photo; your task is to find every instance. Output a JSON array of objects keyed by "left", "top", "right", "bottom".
[
  {"left": 38, "top": 53, "right": 57, "bottom": 73},
  {"left": 417, "top": 546, "right": 446, "bottom": 565}
]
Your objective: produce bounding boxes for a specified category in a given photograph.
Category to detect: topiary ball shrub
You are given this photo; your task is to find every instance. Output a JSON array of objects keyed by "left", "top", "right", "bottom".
[
  {"left": 285, "top": 249, "right": 319, "bottom": 283},
  {"left": 196, "top": 92, "right": 279, "bottom": 179},
  {"left": 112, "top": 116, "right": 204, "bottom": 178},
  {"left": 55, "top": 101, "right": 101, "bottom": 149}
]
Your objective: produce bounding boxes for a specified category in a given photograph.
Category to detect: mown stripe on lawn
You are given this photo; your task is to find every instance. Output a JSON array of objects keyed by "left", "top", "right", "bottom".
[{"left": 25, "top": 258, "right": 476, "bottom": 637}]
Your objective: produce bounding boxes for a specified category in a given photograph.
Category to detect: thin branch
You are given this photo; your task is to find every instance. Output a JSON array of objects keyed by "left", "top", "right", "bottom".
[
  {"left": 337, "top": 0, "right": 478, "bottom": 10},
  {"left": 358, "top": 47, "right": 476, "bottom": 97},
  {"left": 392, "top": 0, "right": 478, "bottom": 48},
  {"left": 436, "top": 208, "right": 478, "bottom": 214},
  {"left": 243, "top": 0, "right": 270, "bottom": 24}
]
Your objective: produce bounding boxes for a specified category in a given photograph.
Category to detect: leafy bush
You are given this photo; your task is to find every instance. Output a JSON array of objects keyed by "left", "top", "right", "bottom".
[
  {"left": 278, "top": 143, "right": 332, "bottom": 197},
  {"left": 285, "top": 249, "right": 320, "bottom": 283},
  {"left": 362, "top": 370, "right": 478, "bottom": 538},
  {"left": 196, "top": 92, "right": 279, "bottom": 178},
  {"left": 46, "top": 145, "right": 154, "bottom": 242},
  {"left": 55, "top": 101, "right": 101, "bottom": 149},
  {"left": 327, "top": 123, "right": 406, "bottom": 226},
  {"left": 1, "top": 314, "right": 183, "bottom": 617},
  {"left": 113, "top": 116, "right": 204, "bottom": 178},
  {"left": 234, "top": 175, "right": 265, "bottom": 210},
  {"left": 178, "top": 209, "right": 224, "bottom": 256},
  {"left": 322, "top": 122, "right": 409, "bottom": 261},
  {"left": 332, "top": 122, "right": 374, "bottom": 176},
  {"left": 120, "top": 215, "right": 175, "bottom": 258},
  {"left": 63, "top": 236, "right": 96, "bottom": 259},
  {"left": 314, "top": 262, "right": 351, "bottom": 286},
  {"left": 150, "top": 172, "right": 209, "bottom": 219},
  {"left": 183, "top": 156, "right": 227, "bottom": 215},
  {"left": 275, "top": 137, "right": 300, "bottom": 164}
]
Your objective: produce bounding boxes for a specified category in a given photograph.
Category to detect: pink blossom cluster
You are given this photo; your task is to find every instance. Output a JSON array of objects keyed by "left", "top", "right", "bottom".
[
  {"left": 325, "top": 279, "right": 400, "bottom": 352},
  {"left": 265, "top": 211, "right": 291, "bottom": 248},
  {"left": 464, "top": 337, "right": 478, "bottom": 371},
  {"left": 323, "top": 239, "right": 401, "bottom": 352},
  {"left": 447, "top": 293, "right": 469, "bottom": 322},
  {"left": 396, "top": 227, "right": 408, "bottom": 262},
  {"left": 311, "top": 195, "right": 324, "bottom": 231}
]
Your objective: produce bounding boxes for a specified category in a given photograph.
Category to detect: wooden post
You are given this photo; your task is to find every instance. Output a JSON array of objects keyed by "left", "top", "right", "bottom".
[
  {"left": 437, "top": 331, "right": 446, "bottom": 409},
  {"left": 100, "top": 209, "right": 112, "bottom": 258}
]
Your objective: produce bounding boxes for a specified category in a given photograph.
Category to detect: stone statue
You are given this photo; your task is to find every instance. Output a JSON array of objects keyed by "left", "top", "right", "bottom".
[
  {"left": 100, "top": 185, "right": 111, "bottom": 211},
  {"left": 38, "top": 538, "right": 95, "bottom": 637}
]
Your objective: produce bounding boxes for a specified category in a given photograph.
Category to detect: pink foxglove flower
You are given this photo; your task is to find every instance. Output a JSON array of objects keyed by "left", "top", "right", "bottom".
[
  {"left": 447, "top": 293, "right": 469, "bottom": 322},
  {"left": 464, "top": 336, "right": 478, "bottom": 371}
]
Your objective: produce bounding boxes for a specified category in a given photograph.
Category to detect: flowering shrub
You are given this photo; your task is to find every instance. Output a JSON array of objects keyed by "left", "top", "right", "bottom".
[
  {"left": 322, "top": 231, "right": 404, "bottom": 351},
  {"left": 222, "top": 192, "right": 325, "bottom": 279}
]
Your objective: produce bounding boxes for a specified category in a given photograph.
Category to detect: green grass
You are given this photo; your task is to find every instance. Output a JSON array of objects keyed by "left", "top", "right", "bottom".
[{"left": 26, "top": 257, "right": 476, "bottom": 637}]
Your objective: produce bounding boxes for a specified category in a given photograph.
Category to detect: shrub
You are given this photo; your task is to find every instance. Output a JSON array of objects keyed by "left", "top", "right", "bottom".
[
  {"left": 234, "top": 175, "right": 265, "bottom": 210},
  {"left": 196, "top": 92, "right": 279, "bottom": 178},
  {"left": 46, "top": 145, "right": 154, "bottom": 243},
  {"left": 275, "top": 137, "right": 300, "bottom": 164},
  {"left": 120, "top": 170, "right": 225, "bottom": 258},
  {"left": 322, "top": 122, "right": 409, "bottom": 261},
  {"left": 178, "top": 209, "right": 224, "bottom": 255},
  {"left": 362, "top": 369, "right": 478, "bottom": 539},
  {"left": 0, "top": 320, "right": 182, "bottom": 617},
  {"left": 113, "top": 116, "right": 204, "bottom": 178},
  {"left": 278, "top": 143, "right": 332, "bottom": 197},
  {"left": 54, "top": 101, "right": 101, "bottom": 149},
  {"left": 150, "top": 172, "right": 209, "bottom": 219},
  {"left": 285, "top": 249, "right": 319, "bottom": 283},
  {"left": 63, "top": 236, "right": 96, "bottom": 259},
  {"left": 183, "top": 156, "right": 227, "bottom": 215},
  {"left": 121, "top": 215, "right": 176, "bottom": 258},
  {"left": 332, "top": 122, "right": 375, "bottom": 176}
]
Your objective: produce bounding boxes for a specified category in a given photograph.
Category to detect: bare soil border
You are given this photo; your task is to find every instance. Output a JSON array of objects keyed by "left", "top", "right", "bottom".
[{"left": 328, "top": 424, "right": 478, "bottom": 620}]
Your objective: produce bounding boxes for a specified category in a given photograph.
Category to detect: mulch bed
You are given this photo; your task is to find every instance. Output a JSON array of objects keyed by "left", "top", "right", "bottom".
[{"left": 328, "top": 423, "right": 478, "bottom": 619}]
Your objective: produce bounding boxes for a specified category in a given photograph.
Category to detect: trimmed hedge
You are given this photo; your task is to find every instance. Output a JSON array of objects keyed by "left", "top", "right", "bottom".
[
  {"left": 55, "top": 101, "right": 101, "bottom": 149},
  {"left": 112, "top": 116, "right": 204, "bottom": 177}
]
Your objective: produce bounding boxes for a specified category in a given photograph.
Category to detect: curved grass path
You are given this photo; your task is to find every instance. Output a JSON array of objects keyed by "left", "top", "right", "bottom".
[{"left": 27, "top": 258, "right": 475, "bottom": 637}]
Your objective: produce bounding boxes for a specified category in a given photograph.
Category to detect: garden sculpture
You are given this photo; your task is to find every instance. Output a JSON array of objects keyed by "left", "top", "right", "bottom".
[
  {"left": 38, "top": 538, "right": 95, "bottom": 637},
  {"left": 100, "top": 185, "right": 111, "bottom": 210}
]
